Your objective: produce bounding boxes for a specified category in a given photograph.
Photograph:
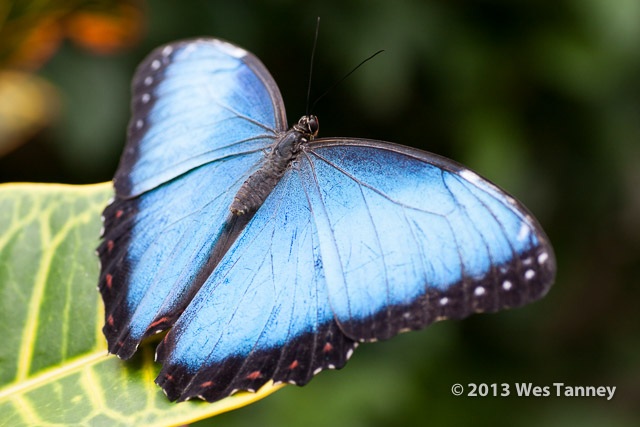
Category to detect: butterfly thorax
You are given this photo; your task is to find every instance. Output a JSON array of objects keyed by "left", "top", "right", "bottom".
[{"left": 230, "top": 115, "right": 319, "bottom": 215}]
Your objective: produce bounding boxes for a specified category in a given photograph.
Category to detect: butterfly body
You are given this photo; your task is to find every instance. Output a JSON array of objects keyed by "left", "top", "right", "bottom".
[
  {"left": 98, "top": 38, "right": 555, "bottom": 402},
  {"left": 230, "top": 115, "right": 318, "bottom": 215}
]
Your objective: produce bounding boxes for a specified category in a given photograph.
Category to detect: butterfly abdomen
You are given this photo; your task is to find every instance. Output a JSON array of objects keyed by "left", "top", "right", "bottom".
[
  {"left": 230, "top": 129, "right": 305, "bottom": 215},
  {"left": 230, "top": 168, "right": 281, "bottom": 215}
]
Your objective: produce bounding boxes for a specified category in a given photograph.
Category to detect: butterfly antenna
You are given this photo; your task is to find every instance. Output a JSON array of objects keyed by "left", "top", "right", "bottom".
[
  {"left": 310, "top": 49, "right": 385, "bottom": 114},
  {"left": 306, "top": 17, "right": 321, "bottom": 117}
]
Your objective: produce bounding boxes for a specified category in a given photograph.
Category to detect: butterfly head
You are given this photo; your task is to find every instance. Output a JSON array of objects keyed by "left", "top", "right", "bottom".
[{"left": 293, "top": 115, "right": 319, "bottom": 140}]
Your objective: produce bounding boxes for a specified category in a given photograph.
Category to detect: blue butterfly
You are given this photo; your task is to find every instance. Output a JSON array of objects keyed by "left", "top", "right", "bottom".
[{"left": 98, "top": 38, "right": 556, "bottom": 402}]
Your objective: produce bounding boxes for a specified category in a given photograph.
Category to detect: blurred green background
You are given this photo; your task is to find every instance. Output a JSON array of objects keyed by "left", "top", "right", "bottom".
[{"left": 1, "top": 0, "right": 639, "bottom": 425}]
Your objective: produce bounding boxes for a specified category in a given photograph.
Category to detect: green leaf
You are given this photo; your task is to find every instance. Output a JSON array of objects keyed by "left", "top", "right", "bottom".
[{"left": 0, "top": 183, "right": 282, "bottom": 426}]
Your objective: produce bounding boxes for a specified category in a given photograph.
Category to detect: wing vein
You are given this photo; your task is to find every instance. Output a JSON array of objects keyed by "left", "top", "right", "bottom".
[
  {"left": 306, "top": 148, "right": 451, "bottom": 217},
  {"left": 300, "top": 151, "right": 353, "bottom": 324},
  {"left": 356, "top": 179, "right": 391, "bottom": 334}
]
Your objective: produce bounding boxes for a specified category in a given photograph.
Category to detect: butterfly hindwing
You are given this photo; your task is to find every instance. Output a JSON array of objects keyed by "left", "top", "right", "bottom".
[
  {"left": 299, "top": 138, "right": 555, "bottom": 342},
  {"left": 152, "top": 137, "right": 554, "bottom": 402},
  {"left": 98, "top": 38, "right": 287, "bottom": 359},
  {"left": 154, "top": 170, "right": 356, "bottom": 402}
]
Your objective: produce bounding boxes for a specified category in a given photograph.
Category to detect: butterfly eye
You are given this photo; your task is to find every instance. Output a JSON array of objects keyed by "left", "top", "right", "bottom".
[{"left": 308, "top": 116, "right": 319, "bottom": 136}]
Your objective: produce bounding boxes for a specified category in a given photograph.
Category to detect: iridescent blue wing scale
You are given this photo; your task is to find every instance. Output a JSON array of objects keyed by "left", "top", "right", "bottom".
[
  {"left": 300, "top": 138, "right": 555, "bottom": 341},
  {"left": 155, "top": 170, "right": 356, "bottom": 402},
  {"left": 97, "top": 38, "right": 287, "bottom": 359}
]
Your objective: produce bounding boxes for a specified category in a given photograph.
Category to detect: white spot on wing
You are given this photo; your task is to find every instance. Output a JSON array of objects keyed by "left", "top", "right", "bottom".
[
  {"left": 212, "top": 39, "right": 247, "bottom": 58},
  {"left": 162, "top": 45, "right": 173, "bottom": 56},
  {"left": 136, "top": 119, "right": 144, "bottom": 129},
  {"left": 151, "top": 59, "right": 161, "bottom": 70},
  {"left": 439, "top": 297, "right": 449, "bottom": 306},
  {"left": 522, "top": 257, "right": 533, "bottom": 266},
  {"left": 328, "top": 364, "right": 335, "bottom": 369},
  {"left": 474, "top": 286, "right": 486, "bottom": 296},
  {"left": 517, "top": 224, "right": 530, "bottom": 241},
  {"left": 460, "top": 169, "right": 481, "bottom": 184},
  {"left": 538, "top": 252, "right": 549, "bottom": 264},
  {"left": 141, "top": 93, "right": 150, "bottom": 103},
  {"left": 313, "top": 367, "right": 322, "bottom": 375},
  {"left": 144, "top": 76, "right": 153, "bottom": 86},
  {"left": 502, "top": 280, "right": 512, "bottom": 290},
  {"left": 346, "top": 349, "right": 354, "bottom": 360},
  {"left": 525, "top": 269, "right": 535, "bottom": 280}
]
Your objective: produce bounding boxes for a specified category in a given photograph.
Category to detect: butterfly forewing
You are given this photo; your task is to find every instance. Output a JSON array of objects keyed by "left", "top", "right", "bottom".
[
  {"left": 99, "top": 38, "right": 287, "bottom": 359},
  {"left": 115, "top": 38, "right": 287, "bottom": 197},
  {"left": 299, "top": 138, "right": 555, "bottom": 341}
]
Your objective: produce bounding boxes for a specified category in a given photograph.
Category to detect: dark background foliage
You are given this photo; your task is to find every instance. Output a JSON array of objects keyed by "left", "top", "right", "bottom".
[{"left": 1, "top": 0, "right": 638, "bottom": 425}]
